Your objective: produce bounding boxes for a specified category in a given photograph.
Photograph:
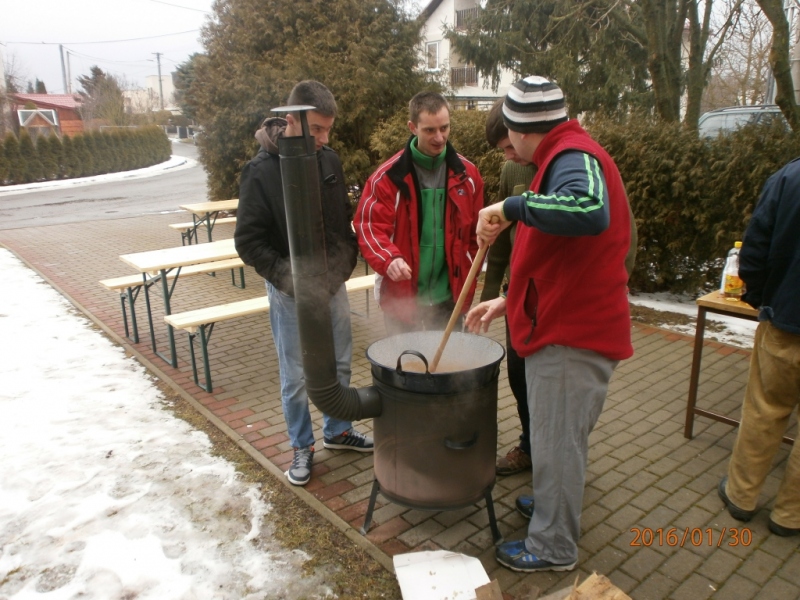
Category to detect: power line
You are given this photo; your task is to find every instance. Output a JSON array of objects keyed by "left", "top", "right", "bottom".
[
  {"left": 142, "top": 0, "right": 210, "bottom": 14},
  {"left": 6, "top": 29, "right": 199, "bottom": 46}
]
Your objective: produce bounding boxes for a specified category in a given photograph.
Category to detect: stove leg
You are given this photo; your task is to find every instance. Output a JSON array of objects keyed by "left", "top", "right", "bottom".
[
  {"left": 484, "top": 488, "right": 504, "bottom": 545},
  {"left": 361, "top": 479, "right": 380, "bottom": 535}
]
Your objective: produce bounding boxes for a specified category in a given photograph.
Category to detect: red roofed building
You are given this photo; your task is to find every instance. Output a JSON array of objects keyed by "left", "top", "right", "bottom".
[{"left": 10, "top": 93, "right": 84, "bottom": 137}]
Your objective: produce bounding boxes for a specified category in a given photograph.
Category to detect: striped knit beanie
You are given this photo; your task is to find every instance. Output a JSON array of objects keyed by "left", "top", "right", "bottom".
[{"left": 503, "top": 76, "right": 568, "bottom": 134}]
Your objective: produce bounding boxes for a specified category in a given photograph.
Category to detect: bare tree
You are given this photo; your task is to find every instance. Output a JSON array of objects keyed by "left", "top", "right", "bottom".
[
  {"left": 756, "top": 0, "right": 800, "bottom": 129},
  {"left": 704, "top": 0, "right": 772, "bottom": 109}
]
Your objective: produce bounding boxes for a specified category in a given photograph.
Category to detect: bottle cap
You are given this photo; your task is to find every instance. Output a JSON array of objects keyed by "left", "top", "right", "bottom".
[{"left": 734, "top": 241, "right": 742, "bottom": 248}]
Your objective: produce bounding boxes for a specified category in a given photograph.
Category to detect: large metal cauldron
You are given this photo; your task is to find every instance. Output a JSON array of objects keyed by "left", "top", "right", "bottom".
[
  {"left": 274, "top": 106, "right": 504, "bottom": 543},
  {"left": 367, "top": 331, "right": 505, "bottom": 509}
]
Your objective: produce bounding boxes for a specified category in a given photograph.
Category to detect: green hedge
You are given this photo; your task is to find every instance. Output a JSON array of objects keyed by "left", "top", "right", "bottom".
[
  {"left": 0, "top": 126, "right": 171, "bottom": 186},
  {"left": 588, "top": 114, "right": 800, "bottom": 294},
  {"left": 366, "top": 108, "right": 800, "bottom": 295}
]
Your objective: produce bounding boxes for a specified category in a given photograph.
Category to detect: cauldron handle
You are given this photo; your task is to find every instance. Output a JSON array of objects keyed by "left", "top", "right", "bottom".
[
  {"left": 444, "top": 432, "right": 478, "bottom": 450},
  {"left": 395, "top": 350, "right": 430, "bottom": 375}
]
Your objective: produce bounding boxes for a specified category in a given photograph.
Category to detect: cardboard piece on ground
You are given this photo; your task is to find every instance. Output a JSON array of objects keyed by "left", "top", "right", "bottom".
[
  {"left": 475, "top": 580, "right": 503, "bottom": 600},
  {"left": 393, "top": 550, "right": 491, "bottom": 600},
  {"left": 565, "top": 573, "right": 631, "bottom": 600}
]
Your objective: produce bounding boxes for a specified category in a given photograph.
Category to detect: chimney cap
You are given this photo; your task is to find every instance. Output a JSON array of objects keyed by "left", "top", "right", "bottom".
[{"left": 271, "top": 104, "right": 316, "bottom": 113}]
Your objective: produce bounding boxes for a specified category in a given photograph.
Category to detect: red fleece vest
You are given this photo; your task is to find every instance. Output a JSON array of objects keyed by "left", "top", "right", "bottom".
[{"left": 507, "top": 120, "right": 633, "bottom": 360}]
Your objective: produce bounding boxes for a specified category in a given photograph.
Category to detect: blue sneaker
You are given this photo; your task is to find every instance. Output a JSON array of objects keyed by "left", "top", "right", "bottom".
[
  {"left": 516, "top": 494, "right": 534, "bottom": 519},
  {"left": 323, "top": 428, "right": 374, "bottom": 452},
  {"left": 495, "top": 540, "right": 577, "bottom": 573}
]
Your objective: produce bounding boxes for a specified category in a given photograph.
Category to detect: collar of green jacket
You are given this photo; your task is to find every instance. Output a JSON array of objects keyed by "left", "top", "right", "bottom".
[{"left": 410, "top": 137, "right": 446, "bottom": 170}]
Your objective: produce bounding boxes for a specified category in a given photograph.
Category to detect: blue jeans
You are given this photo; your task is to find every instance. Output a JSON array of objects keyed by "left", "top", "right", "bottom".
[{"left": 267, "top": 281, "right": 353, "bottom": 448}]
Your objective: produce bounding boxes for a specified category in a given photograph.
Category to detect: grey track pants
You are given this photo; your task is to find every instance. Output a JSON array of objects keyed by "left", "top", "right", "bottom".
[{"left": 524, "top": 344, "right": 618, "bottom": 563}]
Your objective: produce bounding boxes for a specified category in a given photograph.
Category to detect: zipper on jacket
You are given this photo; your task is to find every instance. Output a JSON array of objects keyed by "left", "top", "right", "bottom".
[{"left": 523, "top": 278, "right": 539, "bottom": 345}]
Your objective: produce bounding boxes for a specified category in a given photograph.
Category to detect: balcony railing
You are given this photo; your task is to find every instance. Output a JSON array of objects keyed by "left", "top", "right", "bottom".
[
  {"left": 455, "top": 7, "right": 478, "bottom": 29},
  {"left": 450, "top": 66, "right": 478, "bottom": 88}
]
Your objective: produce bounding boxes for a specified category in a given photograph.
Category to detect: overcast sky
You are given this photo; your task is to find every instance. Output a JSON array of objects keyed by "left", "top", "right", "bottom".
[{"left": 1, "top": 0, "right": 214, "bottom": 95}]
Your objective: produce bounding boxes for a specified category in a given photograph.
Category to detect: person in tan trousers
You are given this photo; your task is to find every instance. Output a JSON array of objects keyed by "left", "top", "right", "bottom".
[{"left": 718, "top": 157, "right": 800, "bottom": 537}]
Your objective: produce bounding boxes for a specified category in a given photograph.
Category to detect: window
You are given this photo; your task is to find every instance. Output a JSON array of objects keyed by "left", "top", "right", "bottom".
[
  {"left": 18, "top": 109, "right": 59, "bottom": 127},
  {"left": 426, "top": 42, "right": 439, "bottom": 71}
]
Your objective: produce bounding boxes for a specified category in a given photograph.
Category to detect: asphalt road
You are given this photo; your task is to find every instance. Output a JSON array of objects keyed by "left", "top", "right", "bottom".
[{"left": 0, "top": 141, "right": 208, "bottom": 231}]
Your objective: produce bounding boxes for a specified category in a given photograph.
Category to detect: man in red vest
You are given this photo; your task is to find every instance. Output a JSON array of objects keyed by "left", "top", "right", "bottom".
[{"left": 466, "top": 76, "right": 633, "bottom": 572}]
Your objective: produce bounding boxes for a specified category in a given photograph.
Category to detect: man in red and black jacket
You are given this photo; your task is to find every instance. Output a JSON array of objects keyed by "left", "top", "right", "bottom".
[{"left": 354, "top": 91, "right": 484, "bottom": 335}]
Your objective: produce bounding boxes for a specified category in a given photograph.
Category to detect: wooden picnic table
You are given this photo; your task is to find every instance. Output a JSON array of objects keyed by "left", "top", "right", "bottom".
[
  {"left": 119, "top": 238, "right": 240, "bottom": 367},
  {"left": 178, "top": 198, "right": 239, "bottom": 244}
]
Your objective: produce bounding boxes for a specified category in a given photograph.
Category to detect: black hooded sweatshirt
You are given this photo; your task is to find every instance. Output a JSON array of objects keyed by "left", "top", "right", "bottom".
[{"left": 234, "top": 117, "right": 358, "bottom": 296}]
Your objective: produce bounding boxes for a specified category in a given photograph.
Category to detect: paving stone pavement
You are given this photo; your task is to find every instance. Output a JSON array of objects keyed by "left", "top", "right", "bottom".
[{"left": 1, "top": 212, "right": 797, "bottom": 600}]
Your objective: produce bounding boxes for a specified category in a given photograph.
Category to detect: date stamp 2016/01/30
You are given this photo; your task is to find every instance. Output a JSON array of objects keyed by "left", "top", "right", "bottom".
[{"left": 630, "top": 527, "right": 753, "bottom": 548}]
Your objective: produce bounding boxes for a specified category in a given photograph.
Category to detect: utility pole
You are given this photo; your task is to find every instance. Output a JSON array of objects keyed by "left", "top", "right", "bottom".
[
  {"left": 66, "top": 50, "right": 72, "bottom": 94},
  {"left": 153, "top": 52, "right": 164, "bottom": 110},
  {"left": 59, "top": 45, "right": 68, "bottom": 94}
]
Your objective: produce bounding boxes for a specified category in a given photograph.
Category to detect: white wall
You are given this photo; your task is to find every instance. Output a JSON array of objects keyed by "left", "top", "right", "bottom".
[{"left": 419, "top": 0, "right": 515, "bottom": 104}]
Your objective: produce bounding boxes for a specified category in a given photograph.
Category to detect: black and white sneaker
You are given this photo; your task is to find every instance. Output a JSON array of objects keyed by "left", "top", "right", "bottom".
[
  {"left": 286, "top": 446, "right": 314, "bottom": 486},
  {"left": 323, "top": 429, "right": 374, "bottom": 452}
]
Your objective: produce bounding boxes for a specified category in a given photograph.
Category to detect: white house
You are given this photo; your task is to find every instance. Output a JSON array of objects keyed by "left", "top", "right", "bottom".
[
  {"left": 122, "top": 74, "right": 178, "bottom": 114},
  {"left": 419, "top": 0, "right": 515, "bottom": 109}
]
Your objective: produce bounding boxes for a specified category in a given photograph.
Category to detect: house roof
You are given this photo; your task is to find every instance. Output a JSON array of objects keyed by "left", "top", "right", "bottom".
[
  {"left": 419, "top": 0, "right": 445, "bottom": 20},
  {"left": 10, "top": 93, "right": 82, "bottom": 111}
]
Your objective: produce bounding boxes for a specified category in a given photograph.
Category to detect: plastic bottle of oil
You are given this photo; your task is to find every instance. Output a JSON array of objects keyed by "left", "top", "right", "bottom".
[{"left": 720, "top": 241, "right": 744, "bottom": 300}]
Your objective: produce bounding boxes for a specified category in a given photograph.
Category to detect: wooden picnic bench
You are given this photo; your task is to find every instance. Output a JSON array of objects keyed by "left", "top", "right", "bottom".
[
  {"left": 165, "top": 273, "right": 376, "bottom": 392},
  {"left": 178, "top": 199, "right": 239, "bottom": 245},
  {"left": 100, "top": 257, "right": 246, "bottom": 344},
  {"left": 170, "top": 216, "right": 236, "bottom": 246}
]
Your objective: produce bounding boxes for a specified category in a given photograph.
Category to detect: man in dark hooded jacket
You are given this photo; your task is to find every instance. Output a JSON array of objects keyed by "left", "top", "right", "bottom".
[{"left": 234, "top": 80, "right": 372, "bottom": 488}]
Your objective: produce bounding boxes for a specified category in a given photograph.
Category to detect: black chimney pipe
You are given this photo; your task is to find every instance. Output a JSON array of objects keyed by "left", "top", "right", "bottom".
[{"left": 275, "top": 106, "right": 381, "bottom": 421}]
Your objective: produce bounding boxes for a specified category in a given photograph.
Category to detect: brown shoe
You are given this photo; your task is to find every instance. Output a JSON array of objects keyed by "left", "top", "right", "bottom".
[{"left": 496, "top": 446, "right": 532, "bottom": 476}]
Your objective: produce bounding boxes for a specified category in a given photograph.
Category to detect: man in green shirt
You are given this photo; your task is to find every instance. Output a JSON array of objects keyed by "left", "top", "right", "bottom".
[{"left": 355, "top": 92, "right": 484, "bottom": 334}]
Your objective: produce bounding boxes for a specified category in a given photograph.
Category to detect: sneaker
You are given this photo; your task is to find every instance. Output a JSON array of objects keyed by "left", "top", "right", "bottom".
[
  {"left": 516, "top": 494, "right": 534, "bottom": 519},
  {"left": 286, "top": 446, "right": 314, "bottom": 486},
  {"left": 718, "top": 477, "right": 756, "bottom": 521},
  {"left": 495, "top": 540, "right": 576, "bottom": 573},
  {"left": 768, "top": 518, "right": 800, "bottom": 537},
  {"left": 496, "top": 446, "right": 532, "bottom": 476},
  {"left": 323, "top": 428, "right": 374, "bottom": 452}
]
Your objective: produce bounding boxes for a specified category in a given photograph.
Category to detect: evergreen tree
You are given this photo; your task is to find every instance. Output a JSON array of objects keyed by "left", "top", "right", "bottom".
[
  {"left": 77, "top": 67, "right": 127, "bottom": 126},
  {"left": 48, "top": 135, "right": 66, "bottom": 178},
  {"left": 107, "top": 130, "right": 123, "bottom": 172},
  {"left": 71, "top": 135, "right": 93, "bottom": 177},
  {"left": 62, "top": 135, "right": 80, "bottom": 179},
  {"left": 37, "top": 134, "right": 58, "bottom": 180},
  {"left": 193, "top": 0, "right": 430, "bottom": 199},
  {"left": 19, "top": 131, "right": 43, "bottom": 183},
  {"left": 82, "top": 133, "right": 100, "bottom": 175},
  {"left": 90, "top": 130, "right": 110, "bottom": 174},
  {"left": 173, "top": 53, "right": 204, "bottom": 121},
  {"left": 35, "top": 79, "right": 48, "bottom": 94},
  {"left": 448, "top": 0, "right": 744, "bottom": 128},
  {"left": 4, "top": 134, "right": 24, "bottom": 184}
]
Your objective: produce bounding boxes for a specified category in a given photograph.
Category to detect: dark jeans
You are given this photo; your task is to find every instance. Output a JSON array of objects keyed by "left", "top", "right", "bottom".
[{"left": 506, "top": 318, "right": 530, "bottom": 456}]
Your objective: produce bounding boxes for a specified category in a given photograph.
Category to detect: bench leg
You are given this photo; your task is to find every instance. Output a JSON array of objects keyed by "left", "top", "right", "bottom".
[
  {"left": 120, "top": 287, "right": 140, "bottom": 344},
  {"left": 188, "top": 323, "right": 215, "bottom": 393},
  {"left": 231, "top": 267, "right": 245, "bottom": 289}
]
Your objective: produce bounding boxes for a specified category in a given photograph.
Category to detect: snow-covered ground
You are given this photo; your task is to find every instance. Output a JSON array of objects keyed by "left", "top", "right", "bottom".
[
  {"left": 0, "top": 154, "right": 758, "bottom": 597},
  {"left": 0, "top": 249, "right": 335, "bottom": 600}
]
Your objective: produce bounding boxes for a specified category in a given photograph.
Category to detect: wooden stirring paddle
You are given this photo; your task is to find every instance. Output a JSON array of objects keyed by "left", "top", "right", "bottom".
[{"left": 430, "top": 241, "right": 490, "bottom": 373}]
